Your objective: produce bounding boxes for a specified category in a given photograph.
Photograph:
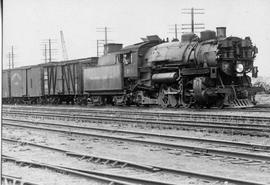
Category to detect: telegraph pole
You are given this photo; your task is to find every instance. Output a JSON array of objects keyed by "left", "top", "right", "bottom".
[
  {"left": 182, "top": 8, "right": 205, "bottom": 33},
  {"left": 105, "top": 27, "right": 108, "bottom": 46},
  {"left": 6, "top": 46, "right": 16, "bottom": 69},
  {"left": 97, "top": 40, "right": 99, "bottom": 57},
  {"left": 96, "top": 39, "right": 108, "bottom": 57},
  {"left": 49, "top": 39, "right": 52, "bottom": 62},
  {"left": 40, "top": 38, "right": 57, "bottom": 63},
  {"left": 191, "top": 8, "right": 194, "bottom": 33},
  {"left": 8, "top": 52, "right": 11, "bottom": 69},
  {"left": 11, "top": 46, "right": 14, "bottom": 68},
  {"left": 96, "top": 26, "right": 112, "bottom": 55},
  {"left": 168, "top": 24, "right": 180, "bottom": 40},
  {"left": 44, "top": 44, "right": 47, "bottom": 63},
  {"left": 175, "top": 24, "right": 178, "bottom": 39}
]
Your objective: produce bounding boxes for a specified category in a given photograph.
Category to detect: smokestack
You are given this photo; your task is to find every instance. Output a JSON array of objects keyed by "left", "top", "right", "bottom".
[{"left": 216, "top": 27, "right": 226, "bottom": 39}]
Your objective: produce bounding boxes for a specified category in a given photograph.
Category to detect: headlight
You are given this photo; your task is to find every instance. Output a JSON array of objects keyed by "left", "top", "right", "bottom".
[{"left": 236, "top": 63, "right": 244, "bottom": 73}]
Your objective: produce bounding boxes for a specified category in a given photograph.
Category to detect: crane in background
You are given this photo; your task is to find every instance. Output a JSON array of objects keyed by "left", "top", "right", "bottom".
[{"left": 60, "top": 30, "right": 69, "bottom": 61}]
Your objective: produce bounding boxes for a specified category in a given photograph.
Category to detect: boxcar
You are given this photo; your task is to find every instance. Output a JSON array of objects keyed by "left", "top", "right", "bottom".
[
  {"left": 27, "top": 64, "right": 44, "bottom": 101},
  {"left": 43, "top": 62, "right": 63, "bottom": 97},
  {"left": 10, "top": 66, "right": 29, "bottom": 98},
  {"left": 36, "top": 57, "right": 97, "bottom": 104},
  {"left": 2, "top": 70, "right": 10, "bottom": 102},
  {"left": 2, "top": 57, "right": 98, "bottom": 104},
  {"left": 62, "top": 57, "right": 98, "bottom": 96}
]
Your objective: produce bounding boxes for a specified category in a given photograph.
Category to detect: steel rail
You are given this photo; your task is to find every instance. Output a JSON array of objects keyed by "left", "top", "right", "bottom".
[
  {"left": 3, "top": 121, "right": 270, "bottom": 162},
  {"left": 3, "top": 109, "right": 270, "bottom": 127},
  {"left": 3, "top": 141, "right": 266, "bottom": 185},
  {"left": 3, "top": 111, "right": 270, "bottom": 137},
  {"left": 3, "top": 138, "right": 159, "bottom": 172},
  {"left": 1, "top": 174, "right": 39, "bottom": 185},
  {"left": 3, "top": 105, "right": 270, "bottom": 123},
  {"left": 3, "top": 110, "right": 270, "bottom": 130},
  {"left": 4, "top": 118, "right": 270, "bottom": 151},
  {"left": 2, "top": 155, "right": 174, "bottom": 185}
]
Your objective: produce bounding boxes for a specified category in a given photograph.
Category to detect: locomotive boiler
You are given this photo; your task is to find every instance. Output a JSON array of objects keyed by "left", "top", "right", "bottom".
[{"left": 84, "top": 27, "right": 261, "bottom": 108}]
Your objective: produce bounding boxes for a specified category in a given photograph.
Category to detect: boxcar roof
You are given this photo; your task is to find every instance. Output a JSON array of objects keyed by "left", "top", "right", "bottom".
[
  {"left": 43, "top": 57, "right": 98, "bottom": 66},
  {"left": 3, "top": 57, "right": 98, "bottom": 71}
]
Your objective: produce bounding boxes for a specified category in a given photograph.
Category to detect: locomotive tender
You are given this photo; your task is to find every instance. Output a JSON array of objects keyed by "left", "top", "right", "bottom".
[{"left": 2, "top": 27, "right": 261, "bottom": 108}]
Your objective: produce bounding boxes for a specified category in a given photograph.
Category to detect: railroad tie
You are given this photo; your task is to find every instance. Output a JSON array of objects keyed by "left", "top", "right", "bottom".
[
  {"left": 120, "top": 163, "right": 128, "bottom": 168},
  {"left": 80, "top": 156, "right": 86, "bottom": 160},
  {"left": 111, "top": 161, "right": 118, "bottom": 167},
  {"left": 103, "top": 159, "right": 111, "bottom": 165},
  {"left": 94, "top": 158, "right": 101, "bottom": 163},
  {"left": 87, "top": 157, "right": 93, "bottom": 162},
  {"left": 108, "top": 181, "right": 115, "bottom": 185}
]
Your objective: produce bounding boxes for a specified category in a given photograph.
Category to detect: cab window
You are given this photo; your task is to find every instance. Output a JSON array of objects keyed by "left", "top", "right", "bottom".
[{"left": 118, "top": 53, "right": 132, "bottom": 65}]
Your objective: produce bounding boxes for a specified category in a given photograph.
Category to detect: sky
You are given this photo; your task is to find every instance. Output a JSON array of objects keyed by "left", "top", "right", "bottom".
[{"left": 2, "top": 0, "right": 270, "bottom": 76}]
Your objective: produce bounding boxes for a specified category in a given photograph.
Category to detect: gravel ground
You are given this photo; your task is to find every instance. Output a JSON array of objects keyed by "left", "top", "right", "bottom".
[
  {"left": 4, "top": 119, "right": 270, "bottom": 156},
  {"left": 256, "top": 93, "right": 270, "bottom": 105},
  {"left": 10, "top": 116, "right": 270, "bottom": 146},
  {"left": 3, "top": 124, "right": 270, "bottom": 184},
  {"left": 2, "top": 160, "right": 103, "bottom": 185},
  {"left": 3, "top": 136, "right": 218, "bottom": 185}
]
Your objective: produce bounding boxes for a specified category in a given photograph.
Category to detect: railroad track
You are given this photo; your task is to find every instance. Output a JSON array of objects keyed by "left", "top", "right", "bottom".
[
  {"left": 3, "top": 155, "right": 169, "bottom": 185},
  {"left": 4, "top": 108, "right": 270, "bottom": 125},
  {"left": 3, "top": 118, "right": 270, "bottom": 152},
  {"left": 3, "top": 105, "right": 270, "bottom": 124},
  {"left": 3, "top": 105, "right": 270, "bottom": 123},
  {"left": 3, "top": 138, "right": 267, "bottom": 185},
  {"left": 2, "top": 174, "right": 39, "bottom": 185},
  {"left": 3, "top": 118, "right": 270, "bottom": 165},
  {"left": 3, "top": 103, "right": 270, "bottom": 113},
  {"left": 3, "top": 138, "right": 159, "bottom": 172},
  {"left": 3, "top": 109, "right": 270, "bottom": 137}
]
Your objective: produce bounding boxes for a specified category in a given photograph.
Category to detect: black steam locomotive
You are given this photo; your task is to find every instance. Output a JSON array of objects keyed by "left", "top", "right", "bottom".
[
  {"left": 84, "top": 27, "right": 261, "bottom": 108},
  {"left": 2, "top": 27, "right": 261, "bottom": 108}
]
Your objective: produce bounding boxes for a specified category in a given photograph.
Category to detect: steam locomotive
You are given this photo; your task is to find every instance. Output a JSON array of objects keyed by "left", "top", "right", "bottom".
[
  {"left": 84, "top": 27, "right": 261, "bottom": 108},
  {"left": 2, "top": 27, "right": 262, "bottom": 108}
]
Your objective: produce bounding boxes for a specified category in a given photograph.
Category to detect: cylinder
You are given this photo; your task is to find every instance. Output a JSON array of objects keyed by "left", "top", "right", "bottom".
[
  {"left": 152, "top": 72, "right": 178, "bottom": 82},
  {"left": 216, "top": 27, "right": 226, "bottom": 39}
]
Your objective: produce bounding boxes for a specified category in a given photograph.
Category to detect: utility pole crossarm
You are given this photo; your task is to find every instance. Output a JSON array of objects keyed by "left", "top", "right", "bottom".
[
  {"left": 40, "top": 39, "right": 58, "bottom": 63},
  {"left": 96, "top": 26, "right": 112, "bottom": 55},
  {"left": 181, "top": 7, "right": 205, "bottom": 33}
]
